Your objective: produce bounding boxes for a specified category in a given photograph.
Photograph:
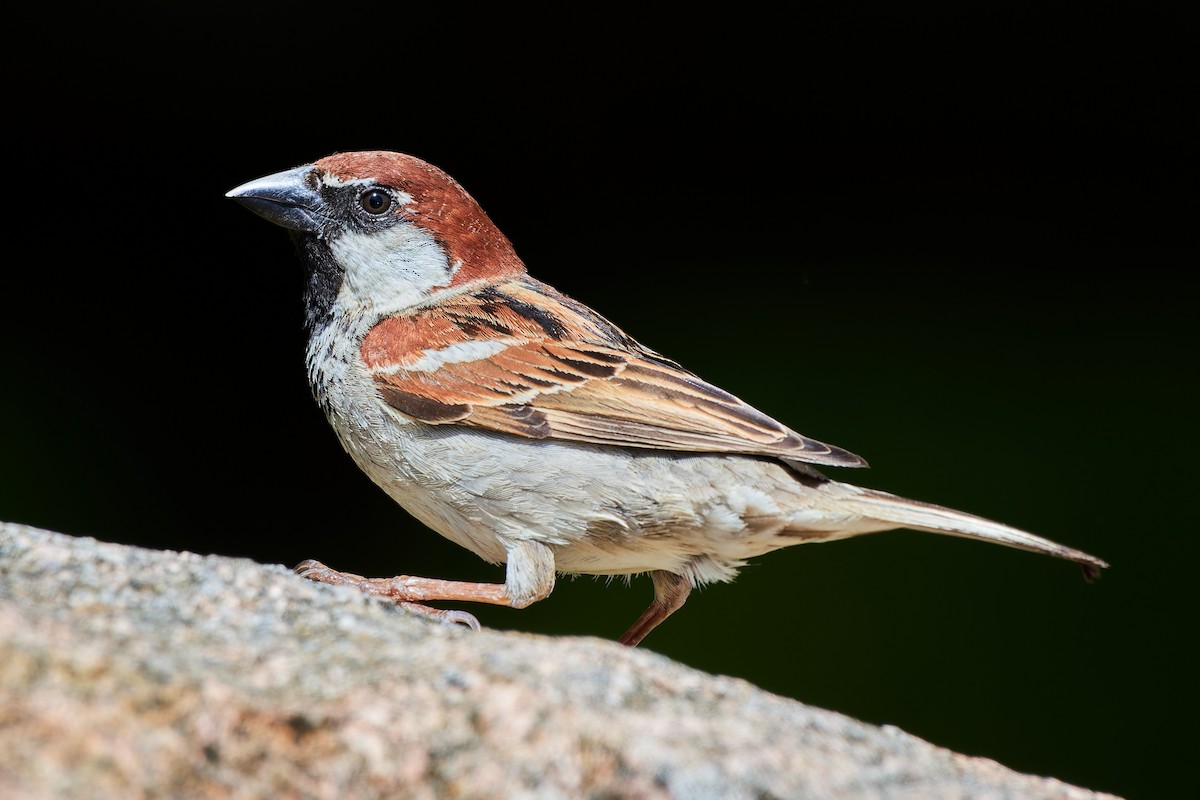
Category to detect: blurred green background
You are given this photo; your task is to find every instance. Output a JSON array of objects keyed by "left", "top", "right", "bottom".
[{"left": 3, "top": 4, "right": 1195, "bottom": 797}]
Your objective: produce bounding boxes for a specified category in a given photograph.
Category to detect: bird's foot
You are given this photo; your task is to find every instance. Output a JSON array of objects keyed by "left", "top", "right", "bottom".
[{"left": 294, "top": 559, "right": 481, "bottom": 631}]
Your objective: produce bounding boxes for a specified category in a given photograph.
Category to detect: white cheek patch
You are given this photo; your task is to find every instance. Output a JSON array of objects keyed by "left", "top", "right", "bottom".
[{"left": 331, "top": 224, "right": 453, "bottom": 315}]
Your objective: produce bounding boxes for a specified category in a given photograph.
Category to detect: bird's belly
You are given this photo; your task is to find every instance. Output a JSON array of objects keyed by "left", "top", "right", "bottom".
[
  {"left": 331, "top": 402, "right": 851, "bottom": 582},
  {"left": 308, "top": 327, "right": 858, "bottom": 582}
]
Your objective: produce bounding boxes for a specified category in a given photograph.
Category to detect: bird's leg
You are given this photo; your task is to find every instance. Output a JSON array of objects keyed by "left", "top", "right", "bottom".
[
  {"left": 618, "top": 570, "right": 692, "bottom": 647},
  {"left": 295, "top": 539, "right": 556, "bottom": 632}
]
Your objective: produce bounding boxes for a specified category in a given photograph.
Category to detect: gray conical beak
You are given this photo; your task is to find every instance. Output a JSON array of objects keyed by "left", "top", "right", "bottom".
[{"left": 226, "top": 165, "right": 327, "bottom": 233}]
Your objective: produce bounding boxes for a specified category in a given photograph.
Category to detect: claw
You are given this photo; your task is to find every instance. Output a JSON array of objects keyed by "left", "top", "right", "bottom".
[
  {"left": 400, "top": 603, "right": 481, "bottom": 631},
  {"left": 294, "top": 558, "right": 327, "bottom": 578}
]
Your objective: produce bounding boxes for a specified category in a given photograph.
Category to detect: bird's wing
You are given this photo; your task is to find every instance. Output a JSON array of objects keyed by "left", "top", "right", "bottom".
[{"left": 362, "top": 276, "right": 867, "bottom": 468}]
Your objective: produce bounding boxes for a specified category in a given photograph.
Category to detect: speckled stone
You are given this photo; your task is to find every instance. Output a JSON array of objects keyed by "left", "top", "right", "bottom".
[{"left": 0, "top": 522, "right": 1119, "bottom": 799}]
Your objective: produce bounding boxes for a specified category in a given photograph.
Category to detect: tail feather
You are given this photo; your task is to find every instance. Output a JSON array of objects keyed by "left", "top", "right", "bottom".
[{"left": 825, "top": 482, "right": 1109, "bottom": 581}]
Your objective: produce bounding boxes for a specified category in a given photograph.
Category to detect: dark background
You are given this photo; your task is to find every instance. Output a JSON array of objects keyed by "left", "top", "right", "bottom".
[{"left": 3, "top": 3, "right": 1195, "bottom": 797}]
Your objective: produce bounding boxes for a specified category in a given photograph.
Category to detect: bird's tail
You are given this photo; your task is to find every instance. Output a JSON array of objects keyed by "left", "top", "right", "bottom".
[{"left": 818, "top": 481, "right": 1109, "bottom": 580}]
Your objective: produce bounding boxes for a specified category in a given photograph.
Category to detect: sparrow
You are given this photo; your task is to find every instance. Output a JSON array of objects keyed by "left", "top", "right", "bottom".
[{"left": 227, "top": 151, "right": 1108, "bottom": 646}]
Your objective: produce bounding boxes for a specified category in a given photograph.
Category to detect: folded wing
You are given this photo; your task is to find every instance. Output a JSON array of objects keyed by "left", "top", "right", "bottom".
[{"left": 362, "top": 276, "right": 867, "bottom": 468}]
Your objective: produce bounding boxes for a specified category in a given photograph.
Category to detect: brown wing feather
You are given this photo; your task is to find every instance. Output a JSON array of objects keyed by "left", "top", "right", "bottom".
[{"left": 365, "top": 276, "right": 867, "bottom": 468}]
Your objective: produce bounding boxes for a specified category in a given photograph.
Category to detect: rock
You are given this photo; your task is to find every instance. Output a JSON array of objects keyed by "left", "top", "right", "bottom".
[{"left": 0, "top": 521, "right": 1117, "bottom": 799}]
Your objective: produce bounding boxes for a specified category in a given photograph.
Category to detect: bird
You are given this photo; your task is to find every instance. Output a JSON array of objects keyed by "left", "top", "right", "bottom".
[{"left": 226, "top": 151, "right": 1107, "bottom": 646}]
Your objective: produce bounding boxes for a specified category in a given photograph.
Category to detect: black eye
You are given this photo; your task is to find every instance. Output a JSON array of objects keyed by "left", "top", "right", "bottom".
[{"left": 359, "top": 189, "right": 392, "bottom": 215}]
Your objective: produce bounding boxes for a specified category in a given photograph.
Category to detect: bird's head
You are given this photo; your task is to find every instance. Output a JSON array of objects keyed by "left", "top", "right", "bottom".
[{"left": 227, "top": 151, "right": 525, "bottom": 325}]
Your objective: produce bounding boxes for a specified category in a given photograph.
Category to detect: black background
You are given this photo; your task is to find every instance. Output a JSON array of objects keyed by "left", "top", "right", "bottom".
[{"left": 4, "top": 3, "right": 1195, "bottom": 797}]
